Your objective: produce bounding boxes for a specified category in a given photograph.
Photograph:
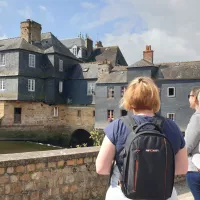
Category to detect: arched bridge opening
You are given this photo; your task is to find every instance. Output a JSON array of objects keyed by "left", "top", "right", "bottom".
[{"left": 69, "top": 129, "right": 93, "bottom": 148}]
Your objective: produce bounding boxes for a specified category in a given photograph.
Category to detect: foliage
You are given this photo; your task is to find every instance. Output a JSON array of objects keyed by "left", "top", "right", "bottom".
[
  {"left": 76, "top": 143, "right": 87, "bottom": 148},
  {"left": 90, "top": 129, "right": 105, "bottom": 146}
]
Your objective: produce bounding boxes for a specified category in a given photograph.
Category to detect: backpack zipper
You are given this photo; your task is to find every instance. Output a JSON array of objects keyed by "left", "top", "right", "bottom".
[
  {"left": 164, "top": 138, "right": 167, "bottom": 200},
  {"left": 133, "top": 149, "right": 140, "bottom": 192}
]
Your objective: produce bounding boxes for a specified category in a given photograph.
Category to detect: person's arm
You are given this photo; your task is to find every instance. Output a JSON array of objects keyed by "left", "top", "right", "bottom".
[
  {"left": 175, "top": 146, "right": 188, "bottom": 175},
  {"left": 96, "top": 136, "right": 115, "bottom": 175},
  {"left": 185, "top": 115, "right": 200, "bottom": 155}
]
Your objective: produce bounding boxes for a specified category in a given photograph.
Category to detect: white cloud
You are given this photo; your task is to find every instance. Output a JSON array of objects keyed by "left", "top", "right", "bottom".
[
  {"left": 0, "top": 1, "right": 8, "bottom": 7},
  {"left": 0, "top": 34, "right": 7, "bottom": 40},
  {"left": 39, "top": 5, "right": 54, "bottom": 23},
  {"left": 81, "top": 0, "right": 200, "bottom": 64},
  {"left": 81, "top": 2, "right": 96, "bottom": 9},
  {"left": 39, "top": 5, "right": 47, "bottom": 11},
  {"left": 18, "top": 6, "right": 32, "bottom": 19}
]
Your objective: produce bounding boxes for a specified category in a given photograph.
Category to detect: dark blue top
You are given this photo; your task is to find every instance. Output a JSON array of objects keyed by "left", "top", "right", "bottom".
[{"left": 104, "top": 115, "right": 185, "bottom": 168}]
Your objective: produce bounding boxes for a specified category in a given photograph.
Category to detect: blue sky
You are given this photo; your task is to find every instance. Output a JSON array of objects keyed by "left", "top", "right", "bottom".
[
  {"left": 0, "top": 0, "right": 135, "bottom": 40},
  {"left": 0, "top": 0, "right": 200, "bottom": 64}
]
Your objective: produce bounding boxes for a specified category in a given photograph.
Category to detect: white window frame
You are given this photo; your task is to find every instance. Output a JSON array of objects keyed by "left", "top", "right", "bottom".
[
  {"left": 72, "top": 47, "right": 77, "bottom": 56},
  {"left": 28, "top": 79, "right": 35, "bottom": 92},
  {"left": 54, "top": 107, "right": 59, "bottom": 117},
  {"left": 87, "top": 82, "right": 95, "bottom": 95},
  {"left": 167, "top": 87, "right": 175, "bottom": 97},
  {"left": 0, "top": 79, "right": 5, "bottom": 90},
  {"left": 29, "top": 54, "right": 35, "bottom": 68},
  {"left": 167, "top": 113, "right": 175, "bottom": 121},
  {"left": 59, "top": 59, "right": 63, "bottom": 72},
  {"left": 121, "top": 86, "right": 127, "bottom": 97},
  {"left": 107, "top": 86, "right": 114, "bottom": 98},
  {"left": 0, "top": 54, "right": 5, "bottom": 66},
  {"left": 107, "top": 110, "right": 114, "bottom": 121},
  {"left": 59, "top": 81, "right": 63, "bottom": 93}
]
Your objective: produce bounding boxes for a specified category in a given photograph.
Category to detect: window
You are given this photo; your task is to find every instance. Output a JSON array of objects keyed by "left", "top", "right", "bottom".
[
  {"left": 59, "top": 81, "right": 63, "bottom": 93},
  {"left": 14, "top": 108, "right": 21, "bottom": 124},
  {"left": 167, "top": 113, "right": 175, "bottom": 121},
  {"left": 87, "top": 82, "right": 95, "bottom": 95},
  {"left": 107, "top": 86, "right": 114, "bottom": 98},
  {"left": 0, "top": 79, "right": 5, "bottom": 90},
  {"left": 59, "top": 59, "right": 63, "bottom": 72},
  {"left": 121, "top": 86, "right": 127, "bottom": 97},
  {"left": 29, "top": 54, "right": 35, "bottom": 68},
  {"left": 54, "top": 107, "right": 58, "bottom": 117},
  {"left": 93, "top": 110, "right": 95, "bottom": 117},
  {"left": 28, "top": 79, "right": 35, "bottom": 92},
  {"left": 77, "top": 110, "right": 81, "bottom": 117},
  {"left": 107, "top": 110, "right": 114, "bottom": 121},
  {"left": 121, "top": 110, "right": 127, "bottom": 116},
  {"left": 72, "top": 47, "right": 77, "bottom": 56},
  {"left": 0, "top": 54, "right": 5, "bottom": 66},
  {"left": 167, "top": 87, "right": 175, "bottom": 97}
]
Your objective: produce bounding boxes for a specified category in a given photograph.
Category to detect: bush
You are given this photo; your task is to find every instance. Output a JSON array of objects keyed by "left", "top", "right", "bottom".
[{"left": 90, "top": 129, "right": 105, "bottom": 146}]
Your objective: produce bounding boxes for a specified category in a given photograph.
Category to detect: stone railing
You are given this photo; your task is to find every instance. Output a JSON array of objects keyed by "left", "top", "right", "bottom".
[
  {"left": 0, "top": 147, "right": 108, "bottom": 200},
  {"left": 0, "top": 147, "right": 185, "bottom": 200}
]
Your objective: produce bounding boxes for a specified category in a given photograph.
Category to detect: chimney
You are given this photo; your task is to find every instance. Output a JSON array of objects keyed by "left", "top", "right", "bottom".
[
  {"left": 143, "top": 45, "right": 153, "bottom": 63},
  {"left": 97, "top": 63, "right": 112, "bottom": 78},
  {"left": 20, "top": 19, "right": 42, "bottom": 43},
  {"left": 95, "top": 41, "right": 103, "bottom": 48},
  {"left": 85, "top": 35, "right": 93, "bottom": 57}
]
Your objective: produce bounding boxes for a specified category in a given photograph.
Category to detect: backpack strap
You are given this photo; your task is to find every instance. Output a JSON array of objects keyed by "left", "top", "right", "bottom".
[
  {"left": 120, "top": 115, "right": 138, "bottom": 132},
  {"left": 108, "top": 115, "right": 138, "bottom": 187},
  {"left": 152, "top": 114, "right": 165, "bottom": 132}
]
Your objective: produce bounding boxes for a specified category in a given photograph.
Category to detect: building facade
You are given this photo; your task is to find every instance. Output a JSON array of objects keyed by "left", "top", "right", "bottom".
[
  {"left": 95, "top": 46, "right": 200, "bottom": 132},
  {"left": 0, "top": 19, "right": 128, "bottom": 146}
]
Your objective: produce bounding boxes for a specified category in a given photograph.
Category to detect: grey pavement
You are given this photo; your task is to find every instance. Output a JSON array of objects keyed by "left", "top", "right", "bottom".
[{"left": 176, "top": 181, "right": 193, "bottom": 200}]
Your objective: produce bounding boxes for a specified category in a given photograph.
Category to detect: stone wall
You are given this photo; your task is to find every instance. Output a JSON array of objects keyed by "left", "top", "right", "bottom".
[
  {"left": 0, "top": 147, "right": 108, "bottom": 200},
  {"left": 0, "top": 147, "right": 185, "bottom": 200},
  {"left": 0, "top": 101, "right": 95, "bottom": 133}
]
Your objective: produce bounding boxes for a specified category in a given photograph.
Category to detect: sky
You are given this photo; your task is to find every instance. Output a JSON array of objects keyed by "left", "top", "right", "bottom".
[{"left": 1, "top": 0, "right": 200, "bottom": 65}]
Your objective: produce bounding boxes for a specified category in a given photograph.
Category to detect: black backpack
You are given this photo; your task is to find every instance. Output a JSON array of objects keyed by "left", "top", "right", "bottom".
[{"left": 110, "top": 115, "right": 175, "bottom": 200}]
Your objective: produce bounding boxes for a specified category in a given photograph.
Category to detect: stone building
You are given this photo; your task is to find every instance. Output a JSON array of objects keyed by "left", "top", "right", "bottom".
[
  {"left": 95, "top": 45, "right": 200, "bottom": 132},
  {"left": 0, "top": 19, "right": 128, "bottom": 146},
  {"left": 61, "top": 36, "right": 128, "bottom": 66}
]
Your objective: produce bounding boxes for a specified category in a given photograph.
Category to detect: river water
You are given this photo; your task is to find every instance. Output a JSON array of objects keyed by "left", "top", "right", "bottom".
[{"left": 0, "top": 141, "right": 62, "bottom": 154}]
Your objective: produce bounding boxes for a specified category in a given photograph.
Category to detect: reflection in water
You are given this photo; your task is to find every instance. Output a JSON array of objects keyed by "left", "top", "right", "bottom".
[{"left": 0, "top": 141, "right": 62, "bottom": 154}]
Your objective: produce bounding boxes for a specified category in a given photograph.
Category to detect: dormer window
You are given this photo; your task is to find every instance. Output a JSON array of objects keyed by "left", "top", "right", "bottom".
[
  {"left": 0, "top": 54, "right": 5, "bottom": 66},
  {"left": 72, "top": 47, "right": 77, "bottom": 56}
]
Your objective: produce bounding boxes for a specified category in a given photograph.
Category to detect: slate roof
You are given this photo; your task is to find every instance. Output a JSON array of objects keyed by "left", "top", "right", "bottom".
[
  {"left": 156, "top": 61, "right": 200, "bottom": 79},
  {"left": 0, "top": 32, "right": 78, "bottom": 60},
  {"left": 67, "top": 63, "right": 99, "bottom": 79},
  {"left": 0, "top": 37, "right": 43, "bottom": 53},
  {"left": 96, "top": 70, "right": 127, "bottom": 84},
  {"left": 129, "top": 59, "right": 154, "bottom": 68},
  {"left": 96, "top": 60, "right": 200, "bottom": 83},
  {"left": 60, "top": 38, "right": 86, "bottom": 48},
  {"left": 88, "top": 46, "right": 119, "bottom": 66}
]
